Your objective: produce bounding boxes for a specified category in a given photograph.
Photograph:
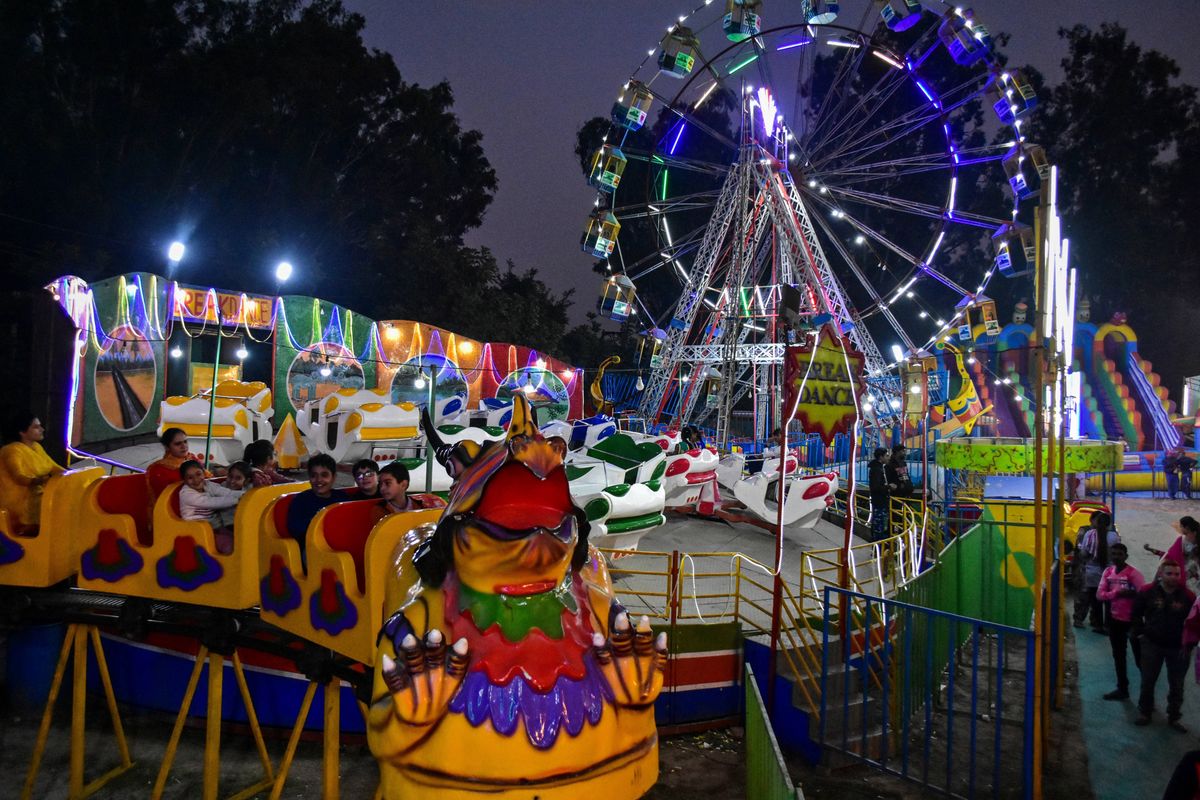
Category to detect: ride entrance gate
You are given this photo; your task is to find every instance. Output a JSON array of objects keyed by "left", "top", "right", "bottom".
[{"left": 820, "top": 587, "right": 1035, "bottom": 799}]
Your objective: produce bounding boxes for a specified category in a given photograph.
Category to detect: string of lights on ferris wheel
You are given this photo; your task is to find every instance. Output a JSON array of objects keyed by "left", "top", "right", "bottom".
[{"left": 585, "top": 0, "right": 1042, "bottom": 384}]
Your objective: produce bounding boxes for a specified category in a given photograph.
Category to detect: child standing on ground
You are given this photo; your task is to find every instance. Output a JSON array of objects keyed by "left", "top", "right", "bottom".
[{"left": 1096, "top": 542, "right": 1146, "bottom": 700}]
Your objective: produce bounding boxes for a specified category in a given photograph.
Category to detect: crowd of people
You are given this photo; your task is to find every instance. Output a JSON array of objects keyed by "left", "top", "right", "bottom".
[
  {"left": 0, "top": 415, "right": 446, "bottom": 569},
  {"left": 1073, "top": 512, "right": 1200, "bottom": 736},
  {"left": 867, "top": 444, "right": 914, "bottom": 541},
  {"left": 146, "top": 430, "right": 446, "bottom": 563}
]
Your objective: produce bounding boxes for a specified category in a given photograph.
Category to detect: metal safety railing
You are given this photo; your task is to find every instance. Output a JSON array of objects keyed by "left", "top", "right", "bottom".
[
  {"left": 601, "top": 493, "right": 937, "bottom": 724},
  {"left": 820, "top": 587, "right": 1035, "bottom": 800}
]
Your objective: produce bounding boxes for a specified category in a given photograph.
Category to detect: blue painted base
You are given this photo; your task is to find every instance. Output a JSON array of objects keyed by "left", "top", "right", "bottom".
[{"left": 744, "top": 638, "right": 821, "bottom": 763}]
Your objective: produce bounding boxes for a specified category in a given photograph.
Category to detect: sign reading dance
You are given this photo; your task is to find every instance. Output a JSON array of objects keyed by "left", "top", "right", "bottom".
[{"left": 783, "top": 323, "right": 866, "bottom": 444}]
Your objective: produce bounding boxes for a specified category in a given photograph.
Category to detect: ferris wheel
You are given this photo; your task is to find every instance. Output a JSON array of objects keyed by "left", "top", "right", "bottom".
[{"left": 582, "top": 0, "right": 1046, "bottom": 443}]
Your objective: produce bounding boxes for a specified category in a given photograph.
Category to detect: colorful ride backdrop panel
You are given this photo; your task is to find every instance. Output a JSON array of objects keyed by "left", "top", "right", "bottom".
[
  {"left": 285, "top": 342, "right": 365, "bottom": 408},
  {"left": 272, "top": 297, "right": 378, "bottom": 420},
  {"left": 49, "top": 274, "right": 584, "bottom": 447},
  {"left": 93, "top": 324, "right": 157, "bottom": 432},
  {"left": 72, "top": 273, "right": 170, "bottom": 442},
  {"left": 935, "top": 437, "right": 1124, "bottom": 474},
  {"left": 373, "top": 319, "right": 583, "bottom": 421}
]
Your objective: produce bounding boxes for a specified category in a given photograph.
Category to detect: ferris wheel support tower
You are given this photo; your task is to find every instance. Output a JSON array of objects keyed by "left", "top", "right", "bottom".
[{"left": 637, "top": 142, "right": 899, "bottom": 439}]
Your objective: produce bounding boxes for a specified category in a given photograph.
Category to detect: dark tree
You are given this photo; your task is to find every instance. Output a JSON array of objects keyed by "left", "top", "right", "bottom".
[
  {"left": 0, "top": 0, "right": 496, "bottom": 315},
  {"left": 1018, "top": 24, "right": 1200, "bottom": 389}
]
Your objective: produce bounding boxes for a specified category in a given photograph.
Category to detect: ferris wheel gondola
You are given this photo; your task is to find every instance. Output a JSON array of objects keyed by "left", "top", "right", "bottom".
[{"left": 580, "top": 1, "right": 1045, "bottom": 442}]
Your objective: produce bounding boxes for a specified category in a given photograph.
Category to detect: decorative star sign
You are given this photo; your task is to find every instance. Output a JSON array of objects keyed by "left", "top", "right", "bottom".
[{"left": 783, "top": 323, "right": 867, "bottom": 444}]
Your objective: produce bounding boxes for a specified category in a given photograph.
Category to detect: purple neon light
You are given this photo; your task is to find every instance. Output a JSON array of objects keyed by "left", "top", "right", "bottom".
[{"left": 777, "top": 37, "right": 813, "bottom": 51}]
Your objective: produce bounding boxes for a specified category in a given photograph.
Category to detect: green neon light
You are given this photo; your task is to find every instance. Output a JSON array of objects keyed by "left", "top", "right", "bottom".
[{"left": 728, "top": 53, "right": 759, "bottom": 75}]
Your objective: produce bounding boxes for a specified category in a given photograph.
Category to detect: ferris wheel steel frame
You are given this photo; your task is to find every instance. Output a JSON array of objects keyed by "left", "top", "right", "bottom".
[{"left": 591, "top": 2, "right": 1036, "bottom": 441}]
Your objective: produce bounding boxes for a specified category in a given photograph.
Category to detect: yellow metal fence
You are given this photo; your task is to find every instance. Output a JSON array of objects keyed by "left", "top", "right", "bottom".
[{"left": 601, "top": 495, "right": 935, "bottom": 721}]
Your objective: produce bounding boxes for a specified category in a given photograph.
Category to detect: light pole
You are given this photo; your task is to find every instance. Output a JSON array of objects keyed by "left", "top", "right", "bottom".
[
  {"left": 203, "top": 331, "right": 222, "bottom": 469},
  {"left": 415, "top": 366, "right": 437, "bottom": 492}
]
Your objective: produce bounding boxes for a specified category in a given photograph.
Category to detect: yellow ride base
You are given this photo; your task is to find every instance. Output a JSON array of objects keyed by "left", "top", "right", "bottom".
[{"left": 380, "top": 736, "right": 658, "bottom": 800}]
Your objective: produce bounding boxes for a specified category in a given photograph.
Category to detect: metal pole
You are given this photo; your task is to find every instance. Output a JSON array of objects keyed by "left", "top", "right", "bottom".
[
  {"left": 923, "top": 369, "right": 931, "bottom": 499},
  {"left": 767, "top": 417, "right": 788, "bottom": 713},
  {"left": 425, "top": 367, "right": 436, "bottom": 493},
  {"left": 203, "top": 331, "right": 222, "bottom": 468},
  {"left": 1029, "top": 181, "right": 1049, "bottom": 800}
]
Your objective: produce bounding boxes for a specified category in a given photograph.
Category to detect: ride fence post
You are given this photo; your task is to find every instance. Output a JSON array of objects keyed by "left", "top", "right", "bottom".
[
  {"left": 323, "top": 679, "right": 340, "bottom": 799},
  {"left": 767, "top": 417, "right": 790, "bottom": 713},
  {"left": 767, "top": 570, "right": 783, "bottom": 714},
  {"left": 668, "top": 550, "right": 680, "bottom": 627}
]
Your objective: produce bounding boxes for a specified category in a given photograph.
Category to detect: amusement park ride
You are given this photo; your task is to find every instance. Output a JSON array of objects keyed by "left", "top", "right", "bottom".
[{"left": 1, "top": 2, "right": 1193, "bottom": 800}]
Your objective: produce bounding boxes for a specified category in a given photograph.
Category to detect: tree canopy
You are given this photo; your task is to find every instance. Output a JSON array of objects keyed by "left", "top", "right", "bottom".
[
  {"left": 1017, "top": 23, "right": 1200, "bottom": 390},
  {"left": 0, "top": 0, "right": 597, "bottom": 357}
]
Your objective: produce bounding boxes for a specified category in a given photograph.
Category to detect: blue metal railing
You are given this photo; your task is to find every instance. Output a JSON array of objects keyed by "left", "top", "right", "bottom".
[{"left": 819, "top": 587, "right": 1034, "bottom": 799}]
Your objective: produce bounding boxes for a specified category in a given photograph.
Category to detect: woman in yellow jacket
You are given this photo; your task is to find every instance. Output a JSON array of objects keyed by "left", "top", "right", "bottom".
[{"left": 0, "top": 413, "right": 65, "bottom": 532}]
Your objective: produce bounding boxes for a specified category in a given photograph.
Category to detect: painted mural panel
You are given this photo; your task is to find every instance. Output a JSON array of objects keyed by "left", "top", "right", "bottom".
[
  {"left": 389, "top": 354, "right": 468, "bottom": 407},
  {"left": 75, "top": 273, "right": 169, "bottom": 442},
  {"left": 286, "top": 342, "right": 365, "bottom": 408},
  {"left": 93, "top": 324, "right": 157, "bottom": 431}
]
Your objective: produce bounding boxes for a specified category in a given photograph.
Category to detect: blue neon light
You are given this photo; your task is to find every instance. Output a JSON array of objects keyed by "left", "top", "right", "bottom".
[{"left": 669, "top": 121, "right": 687, "bottom": 155}]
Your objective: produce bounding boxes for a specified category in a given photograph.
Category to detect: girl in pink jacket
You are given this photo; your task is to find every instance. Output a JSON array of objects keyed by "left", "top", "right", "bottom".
[{"left": 1096, "top": 542, "right": 1146, "bottom": 700}]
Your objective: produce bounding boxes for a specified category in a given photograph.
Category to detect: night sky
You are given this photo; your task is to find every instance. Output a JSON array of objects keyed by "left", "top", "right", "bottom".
[{"left": 344, "top": 0, "right": 1200, "bottom": 320}]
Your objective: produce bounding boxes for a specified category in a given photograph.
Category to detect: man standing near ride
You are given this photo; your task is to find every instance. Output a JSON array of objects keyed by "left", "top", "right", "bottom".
[
  {"left": 1131, "top": 559, "right": 1196, "bottom": 730},
  {"left": 1164, "top": 447, "right": 1197, "bottom": 500},
  {"left": 868, "top": 446, "right": 894, "bottom": 541}
]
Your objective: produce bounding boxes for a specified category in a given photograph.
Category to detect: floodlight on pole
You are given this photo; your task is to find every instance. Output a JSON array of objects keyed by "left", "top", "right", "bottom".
[
  {"left": 275, "top": 261, "right": 294, "bottom": 283},
  {"left": 167, "top": 241, "right": 186, "bottom": 263}
]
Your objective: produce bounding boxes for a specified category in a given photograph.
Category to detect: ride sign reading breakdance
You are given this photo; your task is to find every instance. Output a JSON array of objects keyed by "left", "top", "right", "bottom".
[{"left": 783, "top": 323, "right": 866, "bottom": 444}]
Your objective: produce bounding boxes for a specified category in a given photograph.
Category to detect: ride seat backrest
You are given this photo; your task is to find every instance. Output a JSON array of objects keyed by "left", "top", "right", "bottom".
[
  {"left": 272, "top": 494, "right": 298, "bottom": 539},
  {"left": 589, "top": 434, "right": 663, "bottom": 484},
  {"left": 318, "top": 499, "right": 380, "bottom": 593},
  {"left": 97, "top": 475, "right": 153, "bottom": 547}
]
